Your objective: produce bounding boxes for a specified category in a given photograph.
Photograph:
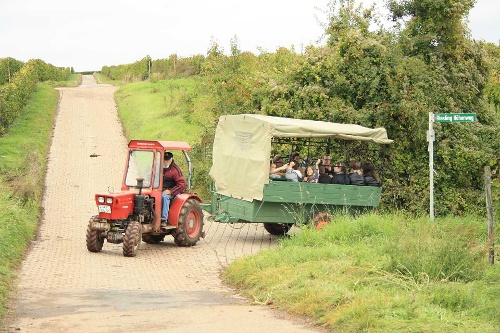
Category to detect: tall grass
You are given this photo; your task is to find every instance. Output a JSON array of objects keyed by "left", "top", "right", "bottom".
[
  {"left": 386, "top": 216, "right": 486, "bottom": 283},
  {"left": 224, "top": 213, "right": 499, "bottom": 332}
]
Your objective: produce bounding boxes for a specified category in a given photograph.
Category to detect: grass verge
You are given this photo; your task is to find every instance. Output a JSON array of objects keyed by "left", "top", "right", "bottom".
[
  {"left": 223, "top": 213, "right": 500, "bottom": 332},
  {"left": 0, "top": 83, "right": 59, "bottom": 319},
  {"left": 115, "top": 76, "right": 212, "bottom": 142}
]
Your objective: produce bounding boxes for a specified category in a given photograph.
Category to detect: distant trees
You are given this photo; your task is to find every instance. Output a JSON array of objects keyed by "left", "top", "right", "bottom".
[
  {"left": 102, "top": 55, "right": 205, "bottom": 82},
  {"left": 101, "top": 56, "right": 152, "bottom": 81},
  {"left": 0, "top": 57, "right": 24, "bottom": 85}
]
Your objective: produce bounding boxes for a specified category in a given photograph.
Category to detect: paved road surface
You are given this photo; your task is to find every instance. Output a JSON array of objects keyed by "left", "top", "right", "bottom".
[{"left": 2, "top": 76, "right": 323, "bottom": 333}]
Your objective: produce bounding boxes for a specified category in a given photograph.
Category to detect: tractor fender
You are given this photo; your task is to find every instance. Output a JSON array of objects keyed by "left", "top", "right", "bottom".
[{"left": 167, "top": 193, "right": 202, "bottom": 226}]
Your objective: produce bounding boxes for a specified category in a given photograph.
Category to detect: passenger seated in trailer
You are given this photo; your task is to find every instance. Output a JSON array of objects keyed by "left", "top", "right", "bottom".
[
  {"left": 348, "top": 160, "right": 366, "bottom": 185},
  {"left": 362, "top": 162, "right": 381, "bottom": 187},
  {"left": 303, "top": 159, "right": 321, "bottom": 183},
  {"left": 285, "top": 160, "right": 303, "bottom": 182},
  {"left": 318, "top": 165, "right": 332, "bottom": 184},
  {"left": 269, "top": 155, "right": 288, "bottom": 179},
  {"left": 289, "top": 152, "right": 301, "bottom": 163},
  {"left": 330, "top": 162, "right": 350, "bottom": 185},
  {"left": 289, "top": 151, "right": 305, "bottom": 176},
  {"left": 321, "top": 154, "right": 333, "bottom": 175}
]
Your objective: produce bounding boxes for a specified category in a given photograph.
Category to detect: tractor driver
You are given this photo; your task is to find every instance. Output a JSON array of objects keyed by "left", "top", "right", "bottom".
[{"left": 161, "top": 151, "right": 186, "bottom": 223}]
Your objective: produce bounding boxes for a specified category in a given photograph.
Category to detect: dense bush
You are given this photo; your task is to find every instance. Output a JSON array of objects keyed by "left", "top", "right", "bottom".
[
  {"left": 0, "top": 57, "right": 24, "bottom": 85},
  {"left": 151, "top": 54, "right": 204, "bottom": 80},
  {"left": 0, "top": 59, "right": 70, "bottom": 135}
]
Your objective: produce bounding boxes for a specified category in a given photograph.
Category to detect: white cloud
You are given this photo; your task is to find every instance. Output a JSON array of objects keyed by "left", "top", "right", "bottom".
[{"left": 468, "top": 0, "right": 499, "bottom": 43}]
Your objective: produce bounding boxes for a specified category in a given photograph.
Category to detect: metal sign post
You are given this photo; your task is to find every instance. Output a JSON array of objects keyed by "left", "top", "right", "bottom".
[
  {"left": 428, "top": 113, "right": 435, "bottom": 222},
  {"left": 428, "top": 112, "right": 476, "bottom": 222}
]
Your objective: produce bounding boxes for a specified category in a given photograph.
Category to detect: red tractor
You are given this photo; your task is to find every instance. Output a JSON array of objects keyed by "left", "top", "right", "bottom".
[{"left": 86, "top": 140, "right": 204, "bottom": 257}]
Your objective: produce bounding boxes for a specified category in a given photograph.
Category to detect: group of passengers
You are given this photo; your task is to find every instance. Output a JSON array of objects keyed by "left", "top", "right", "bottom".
[{"left": 269, "top": 153, "right": 380, "bottom": 187}]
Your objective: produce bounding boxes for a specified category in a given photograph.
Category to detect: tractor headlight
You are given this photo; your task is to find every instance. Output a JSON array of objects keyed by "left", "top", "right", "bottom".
[
  {"left": 97, "top": 196, "right": 105, "bottom": 203},
  {"left": 106, "top": 197, "right": 113, "bottom": 204}
]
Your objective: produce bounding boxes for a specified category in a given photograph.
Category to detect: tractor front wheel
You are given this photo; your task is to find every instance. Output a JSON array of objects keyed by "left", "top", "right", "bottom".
[
  {"left": 86, "top": 216, "right": 104, "bottom": 252},
  {"left": 123, "top": 221, "right": 142, "bottom": 257},
  {"left": 173, "top": 199, "right": 203, "bottom": 246}
]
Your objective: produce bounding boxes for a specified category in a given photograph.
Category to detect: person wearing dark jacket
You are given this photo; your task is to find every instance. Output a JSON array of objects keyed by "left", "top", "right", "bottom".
[
  {"left": 330, "top": 162, "right": 350, "bottom": 185},
  {"left": 318, "top": 166, "right": 332, "bottom": 184},
  {"left": 362, "top": 162, "right": 381, "bottom": 187},
  {"left": 348, "top": 160, "right": 365, "bottom": 185},
  {"left": 161, "top": 151, "right": 186, "bottom": 222},
  {"left": 321, "top": 154, "right": 333, "bottom": 176}
]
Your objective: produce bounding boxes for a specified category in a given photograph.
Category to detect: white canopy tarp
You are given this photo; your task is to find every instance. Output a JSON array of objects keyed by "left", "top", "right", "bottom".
[{"left": 209, "top": 114, "right": 393, "bottom": 201}]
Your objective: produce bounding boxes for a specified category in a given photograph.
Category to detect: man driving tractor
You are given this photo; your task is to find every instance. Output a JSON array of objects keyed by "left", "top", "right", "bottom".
[{"left": 161, "top": 151, "right": 186, "bottom": 223}]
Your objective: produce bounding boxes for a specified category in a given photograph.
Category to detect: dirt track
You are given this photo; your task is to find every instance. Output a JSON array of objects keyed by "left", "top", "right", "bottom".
[{"left": 2, "top": 76, "right": 324, "bottom": 332}]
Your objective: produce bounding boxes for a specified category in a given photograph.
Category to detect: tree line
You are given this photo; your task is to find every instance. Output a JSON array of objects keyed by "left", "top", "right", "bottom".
[{"left": 0, "top": 58, "right": 70, "bottom": 135}]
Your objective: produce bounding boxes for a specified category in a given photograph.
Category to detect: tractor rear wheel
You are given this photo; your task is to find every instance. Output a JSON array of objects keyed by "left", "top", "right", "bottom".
[
  {"left": 142, "top": 233, "right": 165, "bottom": 244},
  {"left": 263, "top": 223, "right": 292, "bottom": 236},
  {"left": 173, "top": 199, "right": 203, "bottom": 246},
  {"left": 123, "top": 221, "right": 142, "bottom": 257},
  {"left": 86, "top": 216, "right": 104, "bottom": 252}
]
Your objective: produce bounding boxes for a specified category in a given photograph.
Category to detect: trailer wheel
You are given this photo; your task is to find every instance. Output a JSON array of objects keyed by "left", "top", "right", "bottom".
[
  {"left": 173, "top": 199, "right": 203, "bottom": 246},
  {"left": 123, "top": 221, "right": 142, "bottom": 257},
  {"left": 86, "top": 216, "right": 104, "bottom": 252},
  {"left": 313, "top": 212, "right": 330, "bottom": 230},
  {"left": 142, "top": 233, "right": 165, "bottom": 244},
  {"left": 263, "top": 223, "right": 292, "bottom": 236}
]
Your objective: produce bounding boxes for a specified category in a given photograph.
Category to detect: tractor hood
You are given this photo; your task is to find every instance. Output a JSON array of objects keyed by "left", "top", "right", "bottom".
[{"left": 95, "top": 190, "right": 136, "bottom": 220}]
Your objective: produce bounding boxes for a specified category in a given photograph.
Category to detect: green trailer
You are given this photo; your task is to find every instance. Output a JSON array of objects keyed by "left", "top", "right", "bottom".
[{"left": 203, "top": 114, "right": 393, "bottom": 235}]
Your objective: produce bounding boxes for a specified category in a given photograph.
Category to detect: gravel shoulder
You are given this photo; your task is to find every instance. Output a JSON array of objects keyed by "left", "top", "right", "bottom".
[{"left": 2, "top": 75, "right": 325, "bottom": 333}]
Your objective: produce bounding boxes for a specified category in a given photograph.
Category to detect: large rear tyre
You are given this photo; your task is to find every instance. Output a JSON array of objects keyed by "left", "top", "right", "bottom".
[
  {"left": 142, "top": 233, "right": 165, "bottom": 244},
  {"left": 123, "top": 221, "right": 142, "bottom": 257},
  {"left": 86, "top": 216, "right": 104, "bottom": 252},
  {"left": 173, "top": 199, "right": 203, "bottom": 246},
  {"left": 263, "top": 223, "right": 292, "bottom": 236}
]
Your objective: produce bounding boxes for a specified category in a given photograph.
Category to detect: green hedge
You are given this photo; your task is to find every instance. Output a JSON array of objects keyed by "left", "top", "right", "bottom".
[{"left": 0, "top": 59, "right": 70, "bottom": 135}]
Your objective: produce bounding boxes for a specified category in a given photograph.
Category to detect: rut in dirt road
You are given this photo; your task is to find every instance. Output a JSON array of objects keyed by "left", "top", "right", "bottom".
[{"left": 2, "top": 75, "right": 324, "bottom": 333}]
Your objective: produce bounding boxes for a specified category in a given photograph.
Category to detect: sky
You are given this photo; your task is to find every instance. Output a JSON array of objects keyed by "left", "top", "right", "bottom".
[{"left": 0, "top": 0, "right": 498, "bottom": 72}]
